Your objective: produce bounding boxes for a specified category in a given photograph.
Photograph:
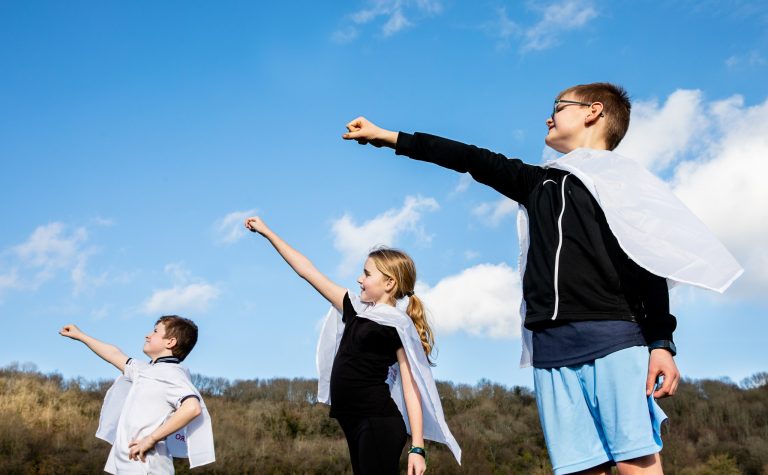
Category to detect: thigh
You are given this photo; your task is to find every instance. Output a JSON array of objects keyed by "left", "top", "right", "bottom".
[
  {"left": 589, "top": 346, "right": 667, "bottom": 462},
  {"left": 534, "top": 366, "right": 612, "bottom": 475},
  {"left": 338, "top": 416, "right": 407, "bottom": 475}
]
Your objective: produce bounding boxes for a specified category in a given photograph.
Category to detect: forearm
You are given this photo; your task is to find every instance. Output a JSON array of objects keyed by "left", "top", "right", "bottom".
[
  {"left": 78, "top": 334, "right": 129, "bottom": 372},
  {"left": 404, "top": 389, "right": 425, "bottom": 447},
  {"left": 148, "top": 398, "right": 202, "bottom": 443},
  {"left": 257, "top": 225, "right": 345, "bottom": 308},
  {"left": 398, "top": 349, "right": 424, "bottom": 446},
  {"left": 261, "top": 227, "right": 318, "bottom": 281}
]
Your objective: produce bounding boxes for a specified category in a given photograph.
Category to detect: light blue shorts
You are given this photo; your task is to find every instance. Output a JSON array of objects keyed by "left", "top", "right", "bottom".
[{"left": 533, "top": 346, "right": 668, "bottom": 475}]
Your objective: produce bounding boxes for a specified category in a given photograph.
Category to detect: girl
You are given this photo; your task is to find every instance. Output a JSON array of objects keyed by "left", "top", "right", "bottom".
[{"left": 245, "top": 216, "right": 460, "bottom": 475}]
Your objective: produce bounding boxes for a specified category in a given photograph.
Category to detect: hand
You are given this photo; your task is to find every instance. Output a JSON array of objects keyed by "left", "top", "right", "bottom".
[
  {"left": 128, "top": 435, "right": 157, "bottom": 462},
  {"left": 59, "top": 324, "right": 85, "bottom": 341},
  {"left": 244, "top": 216, "right": 268, "bottom": 235},
  {"left": 408, "top": 452, "right": 427, "bottom": 475},
  {"left": 342, "top": 116, "right": 398, "bottom": 148},
  {"left": 646, "top": 348, "right": 680, "bottom": 398}
]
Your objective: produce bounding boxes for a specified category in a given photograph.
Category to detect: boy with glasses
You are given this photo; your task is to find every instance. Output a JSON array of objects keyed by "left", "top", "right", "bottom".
[{"left": 341, "top": 82, "right": 741, "bottom": 474}]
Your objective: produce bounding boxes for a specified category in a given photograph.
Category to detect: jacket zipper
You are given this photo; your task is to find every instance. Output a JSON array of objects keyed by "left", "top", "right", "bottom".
[{"left": 551, "top": 174, "right": 569, "bottom": 320}]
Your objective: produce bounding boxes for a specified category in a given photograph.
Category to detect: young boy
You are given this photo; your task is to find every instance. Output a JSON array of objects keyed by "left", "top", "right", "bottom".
[
  {"left": 342, "top": 82, "right": 742, "bottom": 474},
  {"left": 60, "top": 316, "right": 215, "bottom": 474}
]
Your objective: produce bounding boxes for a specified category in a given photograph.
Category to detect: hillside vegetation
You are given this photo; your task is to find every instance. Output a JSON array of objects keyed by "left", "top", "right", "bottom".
[{"left": 1, "top": 364, "right": 766, "bottom": 474}]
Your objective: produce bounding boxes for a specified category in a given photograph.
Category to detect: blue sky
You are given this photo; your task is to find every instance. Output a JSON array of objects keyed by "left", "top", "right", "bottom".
[{"left": 1, "top": 0, "right": 766, "bottom": 389}]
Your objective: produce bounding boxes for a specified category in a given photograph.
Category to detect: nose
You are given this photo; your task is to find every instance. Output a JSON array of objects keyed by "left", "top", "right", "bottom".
[{"left": 546, "top": 116, "right": 554, "bottom": 127}]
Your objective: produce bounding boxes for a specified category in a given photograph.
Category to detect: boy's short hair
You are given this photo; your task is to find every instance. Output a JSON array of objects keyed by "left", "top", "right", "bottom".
[
  {"left": 156, "top": 315, "right": 198, "bottom": 361},
  {"left": 557, "top": 82, "right": 631, "bottom": 150}
]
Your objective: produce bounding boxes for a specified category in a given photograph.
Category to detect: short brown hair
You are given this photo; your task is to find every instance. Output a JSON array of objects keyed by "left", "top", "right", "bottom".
[
  {"left": 557, "top": 82, "right": 631, "bottom": 150},
  {"left": 156, "top": 315, "right": 198, "bottom": 361}
]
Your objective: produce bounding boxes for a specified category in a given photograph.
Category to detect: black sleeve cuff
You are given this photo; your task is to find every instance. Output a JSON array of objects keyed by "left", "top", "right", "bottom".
[
  {"left": 180, "top": 394, "right": 201, "bottom": 405},
  {"left": 648, "top": 339, "right": 677, "bottom": 356},
  {"left": 395, "top": 131, "right": 414, "bottom": 156}
]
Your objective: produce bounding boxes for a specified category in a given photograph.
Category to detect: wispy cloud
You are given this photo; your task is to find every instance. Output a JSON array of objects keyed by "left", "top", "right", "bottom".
[
  {"left": 1, "top": 223, "right": 89, "bottom": 296},
  {"left": 0, "top": 220, "right": 133, "bottom": 298},
  {"left": 141, "top": 263, "right": 220, "bottom": 316},
  {"left": 472, "top": 197, "right": 518, "bottom": 227},
  {"left": 616, "top": 90, "right": 768, "bottom": 299},
  {"left": 488, "top": 0, "right": 598, "bottom": 52},
  {"left": 725, "top": 50, "right": 767, "bottom": 69},
  {"left": 214, "top": 208, "right": 258, "bottom": 245},
  {"left": 332, "top": 195, "right": 439, "bottom": 275},
  {"left": 333, "top": 0, "right": 443, "bottom": 43},
  {"left": 418, "top": 263, "right": 522, "bottom": 339},
  {"left": 450, "top": 175, "right": 473, "bottom": 195}
]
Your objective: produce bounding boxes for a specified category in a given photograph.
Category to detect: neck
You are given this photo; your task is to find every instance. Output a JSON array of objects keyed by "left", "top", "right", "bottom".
[{"left": 147, "top": 350, "right": 175, "bottom": 362}]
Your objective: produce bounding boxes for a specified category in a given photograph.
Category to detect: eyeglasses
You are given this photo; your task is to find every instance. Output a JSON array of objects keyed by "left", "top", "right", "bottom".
[{"left": 551, "top": 99, "right": 605, "bottom": 121}]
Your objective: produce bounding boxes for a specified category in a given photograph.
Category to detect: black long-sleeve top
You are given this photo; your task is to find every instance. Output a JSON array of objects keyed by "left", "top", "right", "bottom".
[{"left": 395, "top": 132, "right": 676, "bottom": 343}]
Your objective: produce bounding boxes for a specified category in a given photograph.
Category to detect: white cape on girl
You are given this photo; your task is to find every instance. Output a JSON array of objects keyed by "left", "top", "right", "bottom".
[{"left": 316, "top": 292, "right": 462, "bottom": 464}]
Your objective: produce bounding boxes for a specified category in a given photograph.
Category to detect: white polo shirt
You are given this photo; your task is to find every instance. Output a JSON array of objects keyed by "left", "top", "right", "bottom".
[{"left": 102, "top": 356, "right": 201, "bottom": 474}]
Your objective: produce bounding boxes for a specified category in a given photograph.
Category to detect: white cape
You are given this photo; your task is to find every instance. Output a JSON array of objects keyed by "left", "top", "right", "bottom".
[
  {"left": 96, "top": 365, "right": 216, "bottom": 469},
  {"left": 519, "top": 148, "right": 743, "bottom": 367},
  {"left": 316, "top": 293, "right": 462, "bottom": 464}
]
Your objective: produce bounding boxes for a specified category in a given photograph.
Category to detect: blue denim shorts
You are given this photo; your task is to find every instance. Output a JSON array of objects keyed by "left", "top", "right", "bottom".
[{"left": 533, "top": 345, "right": 668, "bottom": 475}]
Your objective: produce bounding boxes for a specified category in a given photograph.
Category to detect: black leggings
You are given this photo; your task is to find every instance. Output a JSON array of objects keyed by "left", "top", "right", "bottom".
[{"left": 337, "top": 415, "right": 408, "bottom": 475}]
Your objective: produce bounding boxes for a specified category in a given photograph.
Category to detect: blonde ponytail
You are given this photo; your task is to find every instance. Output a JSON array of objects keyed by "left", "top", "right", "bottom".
[{"left": 405, "top": 294, "right": 436, "bottom": 366}]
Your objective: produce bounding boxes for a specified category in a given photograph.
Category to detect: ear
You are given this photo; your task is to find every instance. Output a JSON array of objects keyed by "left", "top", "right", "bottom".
[
  {"left": 384, "top": 278, "right": 396, "bottom": 292},
  {"left": 164, "top": 337, "right": 177, "bottom": 350},
  {"left": 585, "top": 102, "right": 605, "bottom": 125}
]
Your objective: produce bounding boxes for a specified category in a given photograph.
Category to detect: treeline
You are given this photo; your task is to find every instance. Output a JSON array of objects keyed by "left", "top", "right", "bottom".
[{"left": 0, "top": 363, "right": 766, "bottom": 474}]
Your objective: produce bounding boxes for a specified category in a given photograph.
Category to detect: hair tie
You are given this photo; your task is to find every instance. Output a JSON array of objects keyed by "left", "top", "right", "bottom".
[{"left": 405, "top": 290, "right": 414, "bottom": 297}]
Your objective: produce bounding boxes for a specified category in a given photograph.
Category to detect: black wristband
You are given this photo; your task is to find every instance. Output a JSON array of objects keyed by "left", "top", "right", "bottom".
[
  {"left": 648, "top": 339, "right": 677, "bottom": 356},
  {"left": 408, "top": 446, "right": 426, "bottom": 458}
]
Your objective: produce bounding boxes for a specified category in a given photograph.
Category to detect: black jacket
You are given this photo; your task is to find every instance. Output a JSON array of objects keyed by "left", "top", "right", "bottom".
[{"left": 396, "top": 132, "right": 676, "bottom": 342}]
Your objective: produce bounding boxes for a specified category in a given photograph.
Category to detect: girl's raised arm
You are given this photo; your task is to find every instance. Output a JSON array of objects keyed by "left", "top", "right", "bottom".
[{"left": 245, "top": 216, "right": 346, "bottom": 310}]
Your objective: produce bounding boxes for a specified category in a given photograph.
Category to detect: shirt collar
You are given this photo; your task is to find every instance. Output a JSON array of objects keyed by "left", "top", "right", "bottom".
[{"left": 152, "top": 355, "right": 181, "bottom": 365}]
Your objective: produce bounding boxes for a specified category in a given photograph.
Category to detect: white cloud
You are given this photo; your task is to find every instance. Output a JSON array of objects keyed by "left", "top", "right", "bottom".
[
  {"left": 334, "top": 0, "right": 442, "bottom": 40},
  {"left": 332, "top": 195, "right": 439, "bottom": 275},
  {"left": 214, "top": 208, "right": 258, "bottom": 245},
  {"left": 0, "top": 221, "right": 130, "bottom": 297},
  {"left": 522, "top": 0, "right": 598, "bottom": 52},
  {"left": 141, "top": 263, "right": 220, "bottom": 315},
  {"left": 489, "top": 0, "right": 598, "bottom": 52},
  {"left": 418, "top": 263, "right": 522, "bottom": 339},
  {"left": 669, "top": 95, "right": 768, "bottom": 297},
  {"left": 13, "top": 223, "right": 88, "bottom": 281},
  {"left": 1, "top": 222, "right": 91, "bottom": 293},
  {"left": 616, "top": 89, "right": 709, "bottom": 171},
  {"left": 472, "top": 197, "right": 518, "bottom": 227}
]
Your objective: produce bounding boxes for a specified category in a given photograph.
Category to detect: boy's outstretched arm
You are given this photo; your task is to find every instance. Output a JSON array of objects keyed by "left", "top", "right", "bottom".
[
  {"left": 60, "top": 325, "right": 129, "bottom": 372},
  {"left": 343, "top": 117, "right": 399, "bottom": 148},
  {"left": 244, "top": 216, "right": 346, "bottom": 311},
  {"left": 128, "top": 397, "right": 202, "bottom": 462}
]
